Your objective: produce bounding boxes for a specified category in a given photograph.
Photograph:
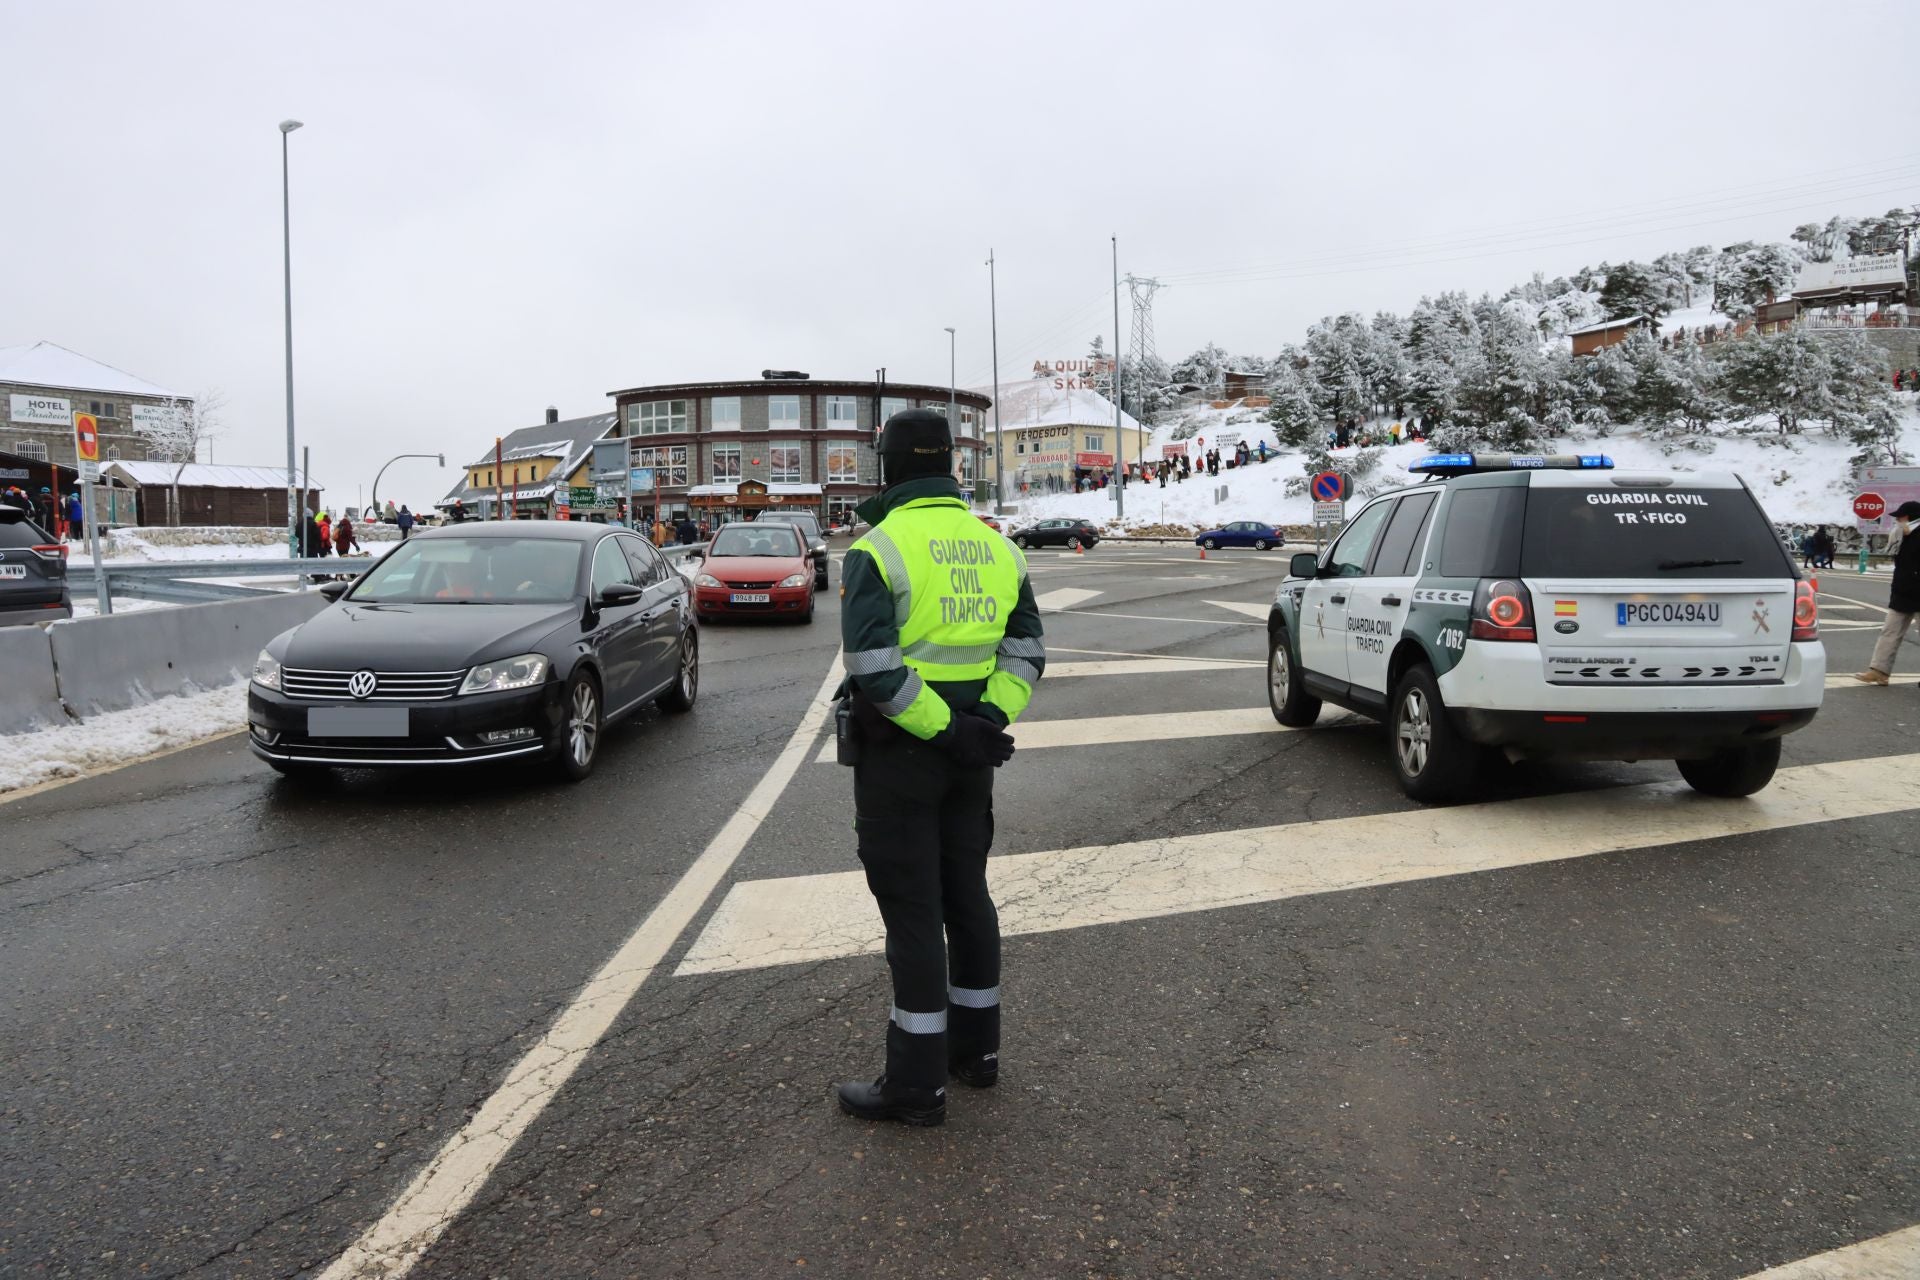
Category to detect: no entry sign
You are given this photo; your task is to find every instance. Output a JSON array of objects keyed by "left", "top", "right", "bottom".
[
  {"left": 1853, "top": 492, "right": 1886, "bottom": 521},
  {"left": 1310, "top": 471, "right": 1346, "bottom": 502}
]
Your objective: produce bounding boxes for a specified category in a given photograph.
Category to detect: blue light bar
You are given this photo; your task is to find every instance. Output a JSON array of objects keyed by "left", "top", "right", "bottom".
[{"left": 1408, "top": 452, "right": 1615, "bottom": 477}]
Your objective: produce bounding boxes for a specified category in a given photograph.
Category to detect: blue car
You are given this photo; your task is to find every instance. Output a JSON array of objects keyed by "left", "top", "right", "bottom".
[{"left": 1194, "top": 521, "right": 1281, "bottom": 551}]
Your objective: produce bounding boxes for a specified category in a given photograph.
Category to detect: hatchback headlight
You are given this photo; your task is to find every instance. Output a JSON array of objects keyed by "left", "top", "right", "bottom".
[
  {"left": 251, "top": 649, "right": 282, "bottom": 691},
  {"left": 694, "top": 573, "right": 723, "bottom": 588},
  {"left": 459, "top": 653, "right": 548, "bottom": 696},
  {"left": 778, "top": 573, "right": 807, "bottom": 588}
]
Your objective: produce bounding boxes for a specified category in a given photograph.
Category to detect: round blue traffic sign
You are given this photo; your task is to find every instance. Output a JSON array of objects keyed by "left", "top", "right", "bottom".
[{"left": 1311, "top": 471, "right": 1346, "bottom": 502}]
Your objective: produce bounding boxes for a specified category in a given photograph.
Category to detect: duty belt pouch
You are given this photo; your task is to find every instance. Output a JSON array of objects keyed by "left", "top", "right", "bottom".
[{"left": 832, "top": 697, "right": 862, "bottom": 766}]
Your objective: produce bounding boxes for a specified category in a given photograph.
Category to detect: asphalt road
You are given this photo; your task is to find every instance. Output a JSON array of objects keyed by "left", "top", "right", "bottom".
[{"left": 2, "top": 544, "right": 1915, "bottom": 1279}]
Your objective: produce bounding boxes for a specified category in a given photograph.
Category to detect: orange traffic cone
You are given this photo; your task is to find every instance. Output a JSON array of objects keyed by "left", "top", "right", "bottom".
[
  {"left": 1198, "top": 545, "right": 1207, "bottom": 560},
  {"left": 1074, "top": 542, "right": 1084, "bottom": 556}
]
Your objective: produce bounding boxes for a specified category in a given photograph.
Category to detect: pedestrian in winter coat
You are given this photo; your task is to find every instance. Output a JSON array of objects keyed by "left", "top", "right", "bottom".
[
  {"left": 314, "top": 512, "right": 331, "bottom": 557},
  {"left": 675, "top": 515, "right": 698, "bottom": 545},
  {"left": 1856, "top": 501, "right": 1920, "bottom": 685},
  {"left": 397, "top": 505, "right": 415, "bottom": 538},
  {"left": 63, "top": 491, "right": 84, "bottom": 540},
  {"left": 1811, "top": 525, "right": 1835, "bottom": 569},
  {"left": 334, "top": 515, "right": 359, "bottom": 556}
]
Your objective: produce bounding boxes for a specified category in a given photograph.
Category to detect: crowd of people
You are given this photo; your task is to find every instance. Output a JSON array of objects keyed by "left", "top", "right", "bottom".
[{"left": 1331, "top": 419, "right": 1430, "bottom": 449}]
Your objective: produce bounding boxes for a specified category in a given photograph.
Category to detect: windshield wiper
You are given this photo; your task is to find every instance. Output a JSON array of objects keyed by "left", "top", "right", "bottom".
[{"left": 1657, "top": 557, "right": 1743, "bottom": 571}]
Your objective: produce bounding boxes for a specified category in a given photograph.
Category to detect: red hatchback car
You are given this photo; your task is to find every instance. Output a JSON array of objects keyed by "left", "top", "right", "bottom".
[{"left": 692, "top": 522, "right": 816, "bottom": 623}]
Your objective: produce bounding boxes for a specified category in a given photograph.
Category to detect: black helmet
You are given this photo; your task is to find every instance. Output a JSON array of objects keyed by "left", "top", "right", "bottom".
[{"left": 878, "top": 407, "right": 953, "bottom": 482}]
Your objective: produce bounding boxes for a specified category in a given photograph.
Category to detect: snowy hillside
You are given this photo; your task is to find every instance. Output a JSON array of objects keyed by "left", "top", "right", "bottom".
[{"left": 1006, "top": 398, "right": 1920, "bottom": 533}]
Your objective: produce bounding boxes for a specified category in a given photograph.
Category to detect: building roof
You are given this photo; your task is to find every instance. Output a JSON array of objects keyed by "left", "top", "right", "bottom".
[
  {"left": 442, "top": 412, "right": 618, "bottom": 507},
  {"left": 607, "top": 377, "right": 991, "bottom": 407},
  {"left": 1566, "top": 315, "right": 1646, "bottom": 337},
  {"left": 102, "top": 461, "right": 320, "bottom": 490},
  {"left": 0, "top": 341, "right": 181, "bottom": 399},
  {"left": 969, "top": 380, "right": 1144, "bottom": 434}
]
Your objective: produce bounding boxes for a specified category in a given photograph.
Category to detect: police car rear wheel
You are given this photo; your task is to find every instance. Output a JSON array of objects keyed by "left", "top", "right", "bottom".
[
  {"left": 1267, "top": 626, "right": 1321, "bottom": 727},
  {"left": 1390, "top": 666, "right": 1481, "bottom": 803},
  {"left": 1676, "top": 739, "right": 1780, "bottom": 797}
]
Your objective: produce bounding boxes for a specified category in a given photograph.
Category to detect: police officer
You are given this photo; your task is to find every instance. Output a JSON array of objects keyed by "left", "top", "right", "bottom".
[{"left": 834, "top": 408, "right": 1046, "bottom": 1127}]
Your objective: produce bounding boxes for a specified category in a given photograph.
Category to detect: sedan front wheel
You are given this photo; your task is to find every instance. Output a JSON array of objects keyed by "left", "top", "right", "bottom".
[{"left": 553, "top": 670, "right": 602, "bottom": 781}]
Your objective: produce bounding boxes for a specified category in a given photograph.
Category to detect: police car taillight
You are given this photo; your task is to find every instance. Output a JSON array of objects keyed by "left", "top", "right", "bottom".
[
  {"left": 1469, "top": 578, "right": 1537, "bottom": 642},
  {"left": 1791, "top": 580, "right": 1818, "bottom": 642}
]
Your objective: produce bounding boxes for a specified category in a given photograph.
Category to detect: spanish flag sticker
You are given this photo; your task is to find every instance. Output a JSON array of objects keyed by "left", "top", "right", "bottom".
[{"left": 1554, "top": 600, "right": 1578, "bottom": 617}]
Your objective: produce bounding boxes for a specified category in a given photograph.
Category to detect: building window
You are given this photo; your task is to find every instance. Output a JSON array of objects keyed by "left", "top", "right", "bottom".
[
  {"left": 1084, "top": 433, "right": 1105, "bottom": 452},
  {"left": 13, "top": 439, "right": 48, "bottom": 461},
  {"left": 104, "top": 402, "right": 116, "bottom": 418},
  {"left": 634, "top": 444, "right": 689, "bottom": 487},
  {"left": 712, "top": 442, "right": 742, "bottom": 482},
  {"left": 631, "top": 400, "right": 688, "bottom": 436},
  {"left": 960, "top": 406, "right": 976, "bottom": 432},
  {"left": 767, "top": 396, "right": 801, "bottom": 431},
  {"left": 826, "top": 442, "right": 859, "bottom": 483},
  {"left": 828, "top": 495, "right": 859, "bottom": 523},
  {"left": 107, "top": 445, "right": 122, "bottom": 460},
  {"left": 958, "top": 449, "right": 975, "bottom": 485},
  {"left": 880, "top": 396, "right": 911, "bottom": 424},
  {"left": 710, "top": 397, "right": 741, "bottom": 431},
  {"left": 769, "top": 441, "right": 803, "bottom": 484},
  {"left": 89, "top": 400, "right": 100, "bottom": 414},
  {"left": 825, "top": 395, "right": 859, "bottom": 427}
]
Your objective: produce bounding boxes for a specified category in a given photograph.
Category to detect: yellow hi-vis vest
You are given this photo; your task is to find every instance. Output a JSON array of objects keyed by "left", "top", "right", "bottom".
[{"left": 850, "top": 496, "right": 1030, "bottom": 734}]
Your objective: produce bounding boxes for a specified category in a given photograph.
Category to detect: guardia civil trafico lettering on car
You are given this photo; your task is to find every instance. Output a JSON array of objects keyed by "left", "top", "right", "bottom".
[{"left": 1266, "top": 453, "right": 1824, "bottom": 803}]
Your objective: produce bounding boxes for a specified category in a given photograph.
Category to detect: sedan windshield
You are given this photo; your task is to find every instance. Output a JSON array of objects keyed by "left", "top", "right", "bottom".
[
  {"left": 349, "top": 537, "right": 582, "bottom": 604},
  {"left": 712, "top": 526, "right": 801, "bottom": 558}
]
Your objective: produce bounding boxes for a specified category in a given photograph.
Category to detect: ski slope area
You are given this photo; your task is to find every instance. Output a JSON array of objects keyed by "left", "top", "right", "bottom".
[{"left": 1006, "top": 399, "right": 1920, "bottom": 533}]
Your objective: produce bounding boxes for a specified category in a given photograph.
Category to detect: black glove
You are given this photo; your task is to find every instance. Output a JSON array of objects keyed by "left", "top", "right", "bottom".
[{"left": 938, "top": 713, "right": 1016, "bottom": 768}]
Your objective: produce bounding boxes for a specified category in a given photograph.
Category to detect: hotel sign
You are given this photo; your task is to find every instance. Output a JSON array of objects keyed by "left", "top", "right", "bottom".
[
  {"left": 10, "top": 394, "right": 70, "bottom": 426},
  {"left": 1031, "top": 358, "right": 1114, "bottom": 391}
]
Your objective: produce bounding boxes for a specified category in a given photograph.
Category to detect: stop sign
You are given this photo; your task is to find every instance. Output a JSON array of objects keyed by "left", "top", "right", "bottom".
[{"left": 1854, "top": 491, "right": 1886, "bottom": 521}]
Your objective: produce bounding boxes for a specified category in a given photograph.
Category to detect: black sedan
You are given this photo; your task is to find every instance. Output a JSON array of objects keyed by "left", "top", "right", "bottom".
[
  {"left": 247, "top": 521, "right": 697, "bottom": 780},
  {"left": 1009, "top": 517, "right": 1100, "bottom": 551},
  {"left": 752, "top": 512, "right": 830, "bottom": 589},
  {"left": 0, "top": 504, "right": 70, "bottom": 626}
]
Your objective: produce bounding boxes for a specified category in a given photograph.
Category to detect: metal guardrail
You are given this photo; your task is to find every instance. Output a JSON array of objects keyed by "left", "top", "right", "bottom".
[{"left": 69, "top": 542, "right": 712, "bottom": 604}]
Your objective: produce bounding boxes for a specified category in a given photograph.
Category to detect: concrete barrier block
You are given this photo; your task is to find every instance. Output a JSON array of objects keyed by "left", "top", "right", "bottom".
[
  {"left": 49, "top": 591, "right": 331, "bottom": 718},
  {"left": 0, "top": 624, "right": 65, "bottom": 733}
]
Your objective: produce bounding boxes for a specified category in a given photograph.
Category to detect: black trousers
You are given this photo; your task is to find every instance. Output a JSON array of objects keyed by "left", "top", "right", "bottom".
[{"left": 853, "top": 732, "right": 1001, "bottom": 1092}]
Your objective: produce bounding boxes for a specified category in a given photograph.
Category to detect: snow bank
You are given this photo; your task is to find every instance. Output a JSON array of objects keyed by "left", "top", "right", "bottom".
[
  {"left": 1009, "top": 402, "right": 1920, "bottom": 533},
  {"left": 0, "top": 683, "right": 246, "bottom": 795},
  {"left": 105, "top": 524, "right": 399, "bottom": 563}
]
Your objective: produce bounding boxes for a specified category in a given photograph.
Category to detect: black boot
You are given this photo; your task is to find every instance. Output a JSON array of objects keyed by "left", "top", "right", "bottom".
[
  {"left": 835, "top": 1075, "right": 946, "bottom": 1127},
  {"left": 950, "top": 1052, "right": 998, "bottom": 1088}
]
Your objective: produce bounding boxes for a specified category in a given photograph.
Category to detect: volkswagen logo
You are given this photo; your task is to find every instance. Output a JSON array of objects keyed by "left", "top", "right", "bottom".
[{"left": 347, "top": 669, "right": 379, "bottom": 700}]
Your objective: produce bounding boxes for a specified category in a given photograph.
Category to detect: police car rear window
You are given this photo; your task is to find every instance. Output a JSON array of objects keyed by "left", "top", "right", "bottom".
[
  {"left": 1438, "top": 488, "right": 1523, "bottom": 578},
  {"left": 1519, "top": 486, "right": 1791, "bottom": 579}
]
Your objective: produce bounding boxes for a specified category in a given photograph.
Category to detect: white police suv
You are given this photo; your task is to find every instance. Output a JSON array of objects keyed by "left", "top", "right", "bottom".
[{"left": 1266, "top": 453, "right": 1824, "bottom": 802}]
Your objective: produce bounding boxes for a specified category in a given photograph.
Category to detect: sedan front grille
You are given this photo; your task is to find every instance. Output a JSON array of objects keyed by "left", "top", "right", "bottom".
[
  {"left": 280, "top": 668, "right": 467, "bottom": 702},
  {"left": 724, "top": 580, "right": 777, "bottom": 590}
]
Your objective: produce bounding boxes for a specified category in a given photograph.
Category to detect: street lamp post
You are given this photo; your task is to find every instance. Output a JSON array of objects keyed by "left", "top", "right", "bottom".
[
  {"left": 987, "top": 251, "right": 1003, "bottom": 510},
  {"left": 279, "top": 118, "right": 303, "bottom": 558},
  {"left": 944, "top": 326, "right": 957, "bottom": 493},
  {"left": 371, "top": 452, "right": 446, "bottom": 515}
]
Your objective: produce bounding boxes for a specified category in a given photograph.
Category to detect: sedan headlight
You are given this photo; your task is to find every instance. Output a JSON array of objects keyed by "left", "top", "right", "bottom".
[
  {"left": 694, "top": 573, "right": 724, "bottom": 588},
  {"left": 778, "top": 573, "right": 807, "bottom": 588},
  {"left": 459, "top": 653, "right": 549, "bottom": 696},
  {"left": 251, "top": 649, "right": 282, "bottom": 691}
]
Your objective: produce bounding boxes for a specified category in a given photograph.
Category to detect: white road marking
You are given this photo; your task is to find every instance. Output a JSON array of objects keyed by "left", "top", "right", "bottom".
[
  {"left": 678, "top": 752, "right": 1920, "bottom": 976},
  {"left": 815, "top": 703, "right": 1313, "bottom": 764},
  {"left": 1824, "top": 672, "right": 1920, "bottom": 689},
  {"left": 1051, "top": 645, "right": 1253, "bottom": 664},
  {"left": 1819, "top": 620, "right": 1886, "bottom": 631},
  {"left": 1819, "top": 591, "right": 1890, "bottom": 615},
  {"left": 1048, "top": 657, "right": 1261, "bottom": 678},
  {"left": 1042, "top": 606, "right": 1263, "bottom": 627},
  {"left": 1035, "top": 586, "right": 1103, "bottom": 609},
  {"left": 1205, "top": 599, "right": 1272, "bottom": 620},
  {"left": 1737, "top": 1223, "right": 1920, "bottom": 1279},
  {"left": 317, "top": 658, "right": 846, "bottom": 1280}
]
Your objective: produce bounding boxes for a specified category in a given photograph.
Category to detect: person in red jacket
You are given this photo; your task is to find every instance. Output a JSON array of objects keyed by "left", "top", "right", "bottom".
[{"left": 334, "top": 514, "right": 359, "bottom": 556}]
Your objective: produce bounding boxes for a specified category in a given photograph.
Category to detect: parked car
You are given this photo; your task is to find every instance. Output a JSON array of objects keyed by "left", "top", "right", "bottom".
[
  {"left": 1009, "top": 518, "right": 1100, "bottom": 550},
  {"left": 1267, "top": 452, "right": 1822, "bottom": 802},
  {"left": 753, "top": 512, "right": 830, "bottom": 589},
  {"left": 690, "top": 522, "right": 816, "bottom": 623},
  {"left": 0, "top": 504, "right": 71, "bottom": 626},
  {"left": 1195, "top": 521, "right": 1282, "bottom": 551},
  {"left": 247, "top": 522, "right": 697, "bottom": 781}
]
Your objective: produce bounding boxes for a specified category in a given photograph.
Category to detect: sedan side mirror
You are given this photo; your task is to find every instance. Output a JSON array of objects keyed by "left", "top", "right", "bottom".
[
  {"left": 318, "top": 580, "right": 352, "bottom": 601},
  {"left": 599, "top": 582, "right": 646, "bottom": 607},
  {"left": 1288, "top": 552, "right": 1321, "bottom": 580}
]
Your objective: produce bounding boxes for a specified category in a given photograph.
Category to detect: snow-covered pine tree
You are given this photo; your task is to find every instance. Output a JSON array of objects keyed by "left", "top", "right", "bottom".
[
  {"left": 1598, "top": 261, "right": 1671, "bottom": 322},
  {"left": 1263, "top": 350, "right": 1319, "bottom": 447}
]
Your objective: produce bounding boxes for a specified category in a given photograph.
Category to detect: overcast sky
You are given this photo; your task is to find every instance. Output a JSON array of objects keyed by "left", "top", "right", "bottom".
[{"left": 7, "top": 0, "right": 1916, "bottom": 508}]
